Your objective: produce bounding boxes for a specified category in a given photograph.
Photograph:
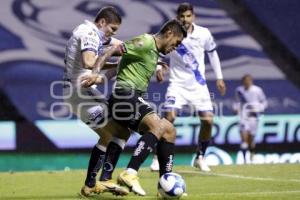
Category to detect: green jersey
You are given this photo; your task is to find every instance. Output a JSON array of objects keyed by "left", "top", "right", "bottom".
[{"left": 116, "top": 34, "right": 159, "bottom": 92}]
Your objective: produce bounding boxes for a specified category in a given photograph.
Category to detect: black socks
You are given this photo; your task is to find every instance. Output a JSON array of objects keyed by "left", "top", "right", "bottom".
[
  {"left": 196, "top": 140, "right": 210, "bottom": 158},
  {"left": 157, "top": 140, "right": 175, "bottom": 177},
  {"left": 100, "top": 141, "right": 123, "bottom": 181},
  {"left": 85, "top": 145, "right": 106, "bottom": 187},
  {"left": 127, "top": 132, "right": 158, "bottom": 171}
]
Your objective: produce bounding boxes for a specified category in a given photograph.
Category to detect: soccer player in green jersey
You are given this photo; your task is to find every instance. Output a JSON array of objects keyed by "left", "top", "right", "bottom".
[{"left": 82, "top": 19, "right": 186, "bottom": 196}]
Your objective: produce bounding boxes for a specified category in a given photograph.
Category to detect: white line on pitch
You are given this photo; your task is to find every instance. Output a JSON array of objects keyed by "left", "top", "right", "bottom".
[{"left": 176, "top": 170, "right": 300, "bottom": 183}]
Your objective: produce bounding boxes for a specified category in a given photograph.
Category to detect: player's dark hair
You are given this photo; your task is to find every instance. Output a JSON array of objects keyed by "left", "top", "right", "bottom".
[
  {"left": 94, "top": 6, "right": 122, "bottom": 24},
  {"left": 177, "top": 2, "right": 194, "bottom": 15},
  {"left": 159, "top": 19, "right": 187, "bottom": 38},
  {"left": 242, "top": 74, "right": 252, "bottom": 82}
]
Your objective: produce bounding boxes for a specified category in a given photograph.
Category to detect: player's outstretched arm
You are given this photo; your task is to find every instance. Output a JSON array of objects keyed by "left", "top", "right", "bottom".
[
  {"left": 92, "top": 45, "right": 121, "bottom": 74},
  {"left": 80, "top": 68, "right": 117, "bottom": 88},
  {"left": 81, "top": 45, "right": 120, "bottom": 71}
]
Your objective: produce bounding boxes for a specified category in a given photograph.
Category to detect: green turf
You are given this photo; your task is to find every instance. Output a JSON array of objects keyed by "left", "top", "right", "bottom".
[
  {"left": 0, "top": 164, "right": 300, "bottom": 200},
  {"left": 0, "top": 153, "right": 195, "bottom": 172}
]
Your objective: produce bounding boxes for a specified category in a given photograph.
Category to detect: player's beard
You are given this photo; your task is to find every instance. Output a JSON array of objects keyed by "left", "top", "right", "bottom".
[
  {"left": 162, "top": 49, "right": 168, "bottom": 55},
  {"left": 184, "top": 23, "right": 192, "bottom": 31},
  {"left": 162, "top": 46, "right": 170, "bottom": 55}
]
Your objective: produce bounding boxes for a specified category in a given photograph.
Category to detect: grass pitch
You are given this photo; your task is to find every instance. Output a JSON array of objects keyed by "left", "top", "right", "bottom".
[{"left": 0, "top": 164, "right": 300, "bottom": 200}]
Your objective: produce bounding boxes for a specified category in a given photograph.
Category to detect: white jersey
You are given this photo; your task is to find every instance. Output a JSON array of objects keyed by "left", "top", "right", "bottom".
[
  {"left": 64, "top": 20, "right": 112, "bottom": 85},
  {"left": 235, "top": 85, "right": 267, "bottom": 119},
  {"left": 63, "top": 20, "right": 113, "bottom": 128},
  {"left": 168, "top": 24, "right": 217, "bottom": 87}
]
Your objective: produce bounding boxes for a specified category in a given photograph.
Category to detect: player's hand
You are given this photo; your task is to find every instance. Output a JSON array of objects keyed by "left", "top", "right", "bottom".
[
  {"left": 156, "top": 69, "right": 164, "bottom": 82},
  {"left": 216, "top": 79, "right": 226, "bottom": 96},
  {"left": 156, "top": 61, "right": 169, "bottom": 83},
  {"left": 158, "top": 61, "right": 169, "bottom": 71},
  {"left": 80, "top": 74, "right": 103, "bottom": 88}
]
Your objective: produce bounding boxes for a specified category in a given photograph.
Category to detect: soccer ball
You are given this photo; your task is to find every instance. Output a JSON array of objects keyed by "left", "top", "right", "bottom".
[{"left": 158, "top": 172, "right": 186, "bottom": 199}]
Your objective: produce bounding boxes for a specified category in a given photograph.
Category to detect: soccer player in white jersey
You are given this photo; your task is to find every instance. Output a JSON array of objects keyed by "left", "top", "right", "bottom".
[
  {"left": 63, "top": 6, "right": 129, "bottom": 196},
  {"left": 233, "top": 74, "right": 267, "bottom": 163},
  {"left": 152, "top": 2, "right": 226, "bottom": 172}
]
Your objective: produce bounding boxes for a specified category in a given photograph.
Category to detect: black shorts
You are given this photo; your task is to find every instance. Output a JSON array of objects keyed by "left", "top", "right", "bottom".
[{"left": 108, "top": 88, "right": 154, "bottom": 131}]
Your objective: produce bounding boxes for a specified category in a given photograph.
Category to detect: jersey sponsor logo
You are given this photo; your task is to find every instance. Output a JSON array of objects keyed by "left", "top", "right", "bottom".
[
  {"left": 83, "top": 42, "right": 97, "bottom": 49},
  {"left": 82, "top": 37, "right": 98, "bottom": 49},
  {"left": 88, "top": 31, "right": 97, "bottom": 37},
  {"left": 87, "top": 37, "right": 98, "bottom": 45}
]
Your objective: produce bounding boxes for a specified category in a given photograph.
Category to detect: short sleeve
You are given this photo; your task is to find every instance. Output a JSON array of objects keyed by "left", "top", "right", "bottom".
[
  {"left": 80, "top": 30, "right": 100, "bottom": 54},
  {"left": 121, "top": 36, "right": 149, "bottom": 59},
  {"left": 204, "top": 30, "right": 217, "bottom": 52}
]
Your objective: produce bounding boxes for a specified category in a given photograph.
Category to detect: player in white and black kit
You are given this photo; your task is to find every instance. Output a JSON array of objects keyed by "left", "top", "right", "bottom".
[
  {"left": 63, "top": 6, "right": 129, "bottom": 196},
  {"left": 233, "top": 74, "right": 267, "bottom": 163},
  {"left": 152, "top": 2, "right": 226, "bottom": 172}
]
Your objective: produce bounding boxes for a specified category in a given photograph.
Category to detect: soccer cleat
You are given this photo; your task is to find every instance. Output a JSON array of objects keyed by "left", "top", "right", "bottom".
[
  {"left": 193, "top": 155, "right": 211, "bottom": 172},
  {"left": 80, "top": 181, "right": 103, "bottom": 197},
  {"left": 99, "top": 180, "right": 129, "bottom": 196},
  {"left": 80, "top": 180, "right": 129, "bottom": 197},
  {"left": 150, "top": 155, "right": 160, "bottom": 172},
  {"left": 117, "top": 170, "right": 146, "bottom": 196}
]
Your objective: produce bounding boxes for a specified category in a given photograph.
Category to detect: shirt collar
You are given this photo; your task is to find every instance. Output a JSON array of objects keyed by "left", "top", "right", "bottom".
[
  {"left": 188, "top": 23, "right": 197, "bottom": 38},
  {"left": 84, "top": 20, "right": 106, "bottom": 42},
  {"left": 244, "top": 85, "right": 253, "bottom": 91}
]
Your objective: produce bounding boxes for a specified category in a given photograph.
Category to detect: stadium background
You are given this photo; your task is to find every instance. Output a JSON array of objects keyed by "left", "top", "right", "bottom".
[{"left": 0, "top": 0, "right": 299, "bottom": 171}]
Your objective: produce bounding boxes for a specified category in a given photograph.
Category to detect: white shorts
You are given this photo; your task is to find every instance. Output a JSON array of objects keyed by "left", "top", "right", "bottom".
[
  {"left": 63, "top": 85, "right": 108, "bottom": 128},
  {"left": 239, "top": 118, "right": 258, "bottom": 136},
  {"left": 164, "top": 83, "right": 213, "bottom": 112}
]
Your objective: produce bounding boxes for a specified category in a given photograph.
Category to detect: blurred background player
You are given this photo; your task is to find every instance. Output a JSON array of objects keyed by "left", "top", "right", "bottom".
[
  {"left": 233, "top": 74, "right": 268, "bottom": 164},
  {"left": 152, "top": 2, "right": 226, "bottom": 172},
  {"left": 63, "top": 6, "right": 129, "bottom": 196}
]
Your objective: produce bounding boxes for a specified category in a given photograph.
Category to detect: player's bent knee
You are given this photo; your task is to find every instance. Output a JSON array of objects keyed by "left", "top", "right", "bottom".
[
  {"left": 160, "top": 119, "right": 176, "bottom": 143},
  {"left": 139, "top": 113, "right": 163, "bottom": 139}
]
